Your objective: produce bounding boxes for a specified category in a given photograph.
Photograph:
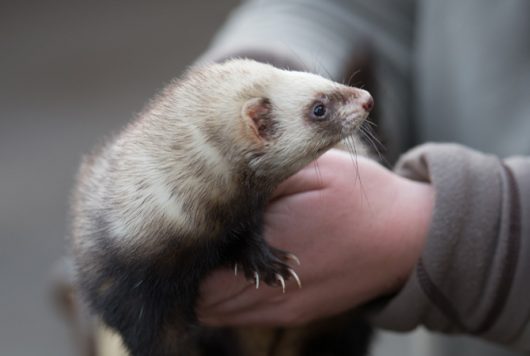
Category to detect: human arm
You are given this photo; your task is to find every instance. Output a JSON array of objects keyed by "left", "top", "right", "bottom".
[
  {"left": 197, "top": 148, "right": 434, "bottom": 326},
  {"left": 368, "top": 143, "right": 530, "bottom": 352},
  {"left": 198, "top": 143, "right": 530, "bottom": 352}
]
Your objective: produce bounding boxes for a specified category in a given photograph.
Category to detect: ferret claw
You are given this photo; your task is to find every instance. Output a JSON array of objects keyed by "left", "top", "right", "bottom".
[
  {"left": 254, "top": 272, "right": 260, "bottom": 289},
  {"left": 275, "top": 274, "right": 286, "bottom": 294},
  {"left": 234, "top": 263, "right": 238, "bottom": 276},
  {"left": 288, "top": 268, "right": 302, "bottom": 288},
  {"left": 286, "top": 253, "right": 301, "bottom": 266}
]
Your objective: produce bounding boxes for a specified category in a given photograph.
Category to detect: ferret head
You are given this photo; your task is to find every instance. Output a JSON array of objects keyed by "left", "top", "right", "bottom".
[
  {"left": 80, "top": 60, "right": 374, "bottom": 244},
  {"left": 240, "top": 61, "right": 373, "bottom": 184},
  {"left": 160, "top": 59, "right": 373, "bottom": 190}
]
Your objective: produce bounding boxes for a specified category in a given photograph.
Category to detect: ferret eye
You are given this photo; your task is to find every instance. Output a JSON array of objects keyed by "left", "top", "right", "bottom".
[{"left": 312, "top": 103, "right": 327, "bottom": 118}]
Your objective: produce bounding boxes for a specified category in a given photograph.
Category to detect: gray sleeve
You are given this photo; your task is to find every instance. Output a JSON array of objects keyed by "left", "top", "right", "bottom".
[
  {"left": 367, "top": 143, "right": 530, "bottom": 352},
  {"left": 198, "top": 0, "right": 411, "bottom": 80}
]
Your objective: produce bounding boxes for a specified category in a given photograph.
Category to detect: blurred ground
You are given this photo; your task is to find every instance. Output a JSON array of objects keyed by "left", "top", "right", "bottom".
[{"left": 0, "top": 2, "right": 238, "bottom": 355}]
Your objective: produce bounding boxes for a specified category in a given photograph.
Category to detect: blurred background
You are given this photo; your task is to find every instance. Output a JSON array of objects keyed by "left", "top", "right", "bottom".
[
  {"left": 0, "top": 1, "right": 238, "bottom": 355},
  {"left": 2, "top": 2, "right": 524, "bottom": 356}
]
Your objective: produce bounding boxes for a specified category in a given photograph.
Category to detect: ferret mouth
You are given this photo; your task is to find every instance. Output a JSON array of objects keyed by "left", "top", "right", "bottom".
[
  {"left": 339, "top": 113, "right": 366, "bottom": 134},
  {"left": 314, "top": 112, "right": 367, "bottom": 155},
  {"left": 347, "top": 110, "right": 369, "bottom": 122}
]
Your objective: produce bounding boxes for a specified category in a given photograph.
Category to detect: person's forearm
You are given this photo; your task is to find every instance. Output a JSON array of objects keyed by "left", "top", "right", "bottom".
[
  {"left": 368, "top": 143, "right": 530, "bottom": 351},
  {"left": 198, "top": 0, "right": 370, "bottom": 79},
  {"left": 386, "top": 175, "right": 433, "bottom": 290}
]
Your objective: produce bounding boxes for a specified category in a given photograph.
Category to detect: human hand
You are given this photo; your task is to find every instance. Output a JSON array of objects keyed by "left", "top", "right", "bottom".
[{"left": 198, "top": 149, "right": 434, "bottom": 327}]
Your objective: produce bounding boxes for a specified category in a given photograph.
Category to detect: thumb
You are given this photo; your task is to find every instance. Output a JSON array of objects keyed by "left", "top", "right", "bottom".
[{"left": 271, "top": 161, "right": 326, "bottom": 200}]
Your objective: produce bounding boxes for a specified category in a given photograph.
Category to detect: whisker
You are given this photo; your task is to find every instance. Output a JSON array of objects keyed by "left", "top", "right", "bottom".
[
  {"left": 346, "top": 69, "right": 361, "bottom": 86},
  {"left": 319, "top": 63, "right": 333, "bottom": 80},
  {"left": 345, "top": 136, "right": 370, "bottom": 206},
  {"left": 283, "top": 45, "right": 311, "bottom": 72},
  {"left": 360, "top": 127, "right": 382, "bottom": 160},
  {"left": 306, "top": 52, "right": 333, "bottom": 79},
  {"left": 361, "top": 122, "right": 384, "bottom": 148},
  {"left": 343, "top": 136, "right": 360, "bottom": 184},
  {"left": 360, "top": 123, "right": 389, "bottom": 167},
  {"left": 312, "top": 160, "right": 323, "bottom": 189},
  {"left": 363, "top": 120, "right": 378, "bottom": 128}
]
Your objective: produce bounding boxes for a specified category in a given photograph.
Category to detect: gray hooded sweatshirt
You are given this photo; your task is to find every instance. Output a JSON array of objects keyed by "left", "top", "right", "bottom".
[{"left": 200, "top": 0, "right": 530, "bottom": 355}]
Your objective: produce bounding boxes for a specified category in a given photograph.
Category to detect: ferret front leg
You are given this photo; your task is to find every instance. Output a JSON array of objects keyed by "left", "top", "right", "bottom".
[{"left": 235, "top": 234, "right": 301, "bottom": 292}]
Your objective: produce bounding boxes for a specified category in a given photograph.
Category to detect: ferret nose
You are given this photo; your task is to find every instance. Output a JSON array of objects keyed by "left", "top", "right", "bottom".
[{"left": 360, "top": 92, "right": 374, "bottom": 112}]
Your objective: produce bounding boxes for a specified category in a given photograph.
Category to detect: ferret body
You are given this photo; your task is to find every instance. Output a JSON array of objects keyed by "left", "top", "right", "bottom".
[{"left": 71, "top": 59, "right": 373, "bottom": 356}]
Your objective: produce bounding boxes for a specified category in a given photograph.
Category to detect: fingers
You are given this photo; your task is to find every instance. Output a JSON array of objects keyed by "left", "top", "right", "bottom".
[
  {"left": 199, "top": 268, "right": 250, "bottom": 308},
  {"left": 271, "top": 166, "right": 325, "bottom": 200},
  {"left": 198, "top": 267, "right": 304, "bottom": 326},
  {"left": 200, "top": 283, "right": 320, "bottom": 327},
  {"left": 198, "top": 286, "right": 293, "bottom": 327}
]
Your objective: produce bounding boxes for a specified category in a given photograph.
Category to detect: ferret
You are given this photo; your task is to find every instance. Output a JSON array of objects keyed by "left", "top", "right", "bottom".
[{"left": 70, "top": 59, "right": 374, "bottom": 356}]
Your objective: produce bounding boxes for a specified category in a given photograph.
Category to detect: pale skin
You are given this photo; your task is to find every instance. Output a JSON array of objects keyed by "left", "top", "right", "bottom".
[{"left": 197, "top": 149, "right": 434, "bottom": 327}]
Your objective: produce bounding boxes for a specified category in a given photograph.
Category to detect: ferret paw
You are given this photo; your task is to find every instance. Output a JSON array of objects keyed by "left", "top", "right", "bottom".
[{"left": 237, "top": 247, "right": 301, "bottom": 292}]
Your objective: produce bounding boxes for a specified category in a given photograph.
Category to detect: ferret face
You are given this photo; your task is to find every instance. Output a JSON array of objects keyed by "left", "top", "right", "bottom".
[
  {"left": 172, "top": 59, "right": 372, "bottom": 189},
  {"left": 236, "top": 63, "right": 373, "bottom": 183}
]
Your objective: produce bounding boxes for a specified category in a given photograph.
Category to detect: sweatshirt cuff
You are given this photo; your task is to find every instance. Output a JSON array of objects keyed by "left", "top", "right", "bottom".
[{"left": 367, "top": 143, "right": 530, "bottom": 350}]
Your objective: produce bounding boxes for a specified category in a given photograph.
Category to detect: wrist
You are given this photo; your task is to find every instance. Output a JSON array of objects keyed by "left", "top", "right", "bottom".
[{"left": 384, "top": 175, "right": 434, "bottom": 294}]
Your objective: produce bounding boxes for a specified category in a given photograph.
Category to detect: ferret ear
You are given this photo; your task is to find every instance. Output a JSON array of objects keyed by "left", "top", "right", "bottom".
[{"left": 241, "top": 97, "right": 274, "bottom": 143}]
